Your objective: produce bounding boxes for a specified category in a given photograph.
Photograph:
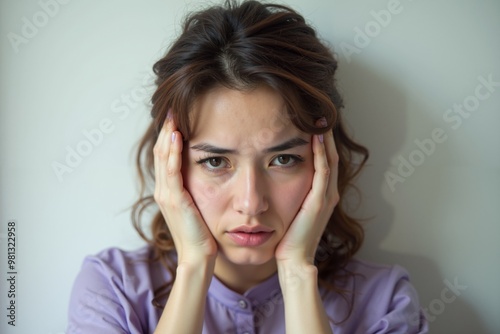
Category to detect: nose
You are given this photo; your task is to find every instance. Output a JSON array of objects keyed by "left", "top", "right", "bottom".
[{"left": 232, "top": 166, "right": 269, "bottom": 216}]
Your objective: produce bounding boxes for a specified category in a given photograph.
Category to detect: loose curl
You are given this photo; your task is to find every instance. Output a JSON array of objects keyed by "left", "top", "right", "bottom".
[{"left": 132, "top": 0, "right": 369, "bottom": 318}]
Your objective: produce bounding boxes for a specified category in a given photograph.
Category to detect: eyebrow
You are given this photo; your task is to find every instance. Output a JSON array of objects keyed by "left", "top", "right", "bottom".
[{"left": 190, "top": 137, "right": 309, "bottom": 154}]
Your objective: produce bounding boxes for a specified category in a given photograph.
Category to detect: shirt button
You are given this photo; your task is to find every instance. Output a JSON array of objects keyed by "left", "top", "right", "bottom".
[{"left": 238, "top": 299, "right": 247, "bottom": 309}]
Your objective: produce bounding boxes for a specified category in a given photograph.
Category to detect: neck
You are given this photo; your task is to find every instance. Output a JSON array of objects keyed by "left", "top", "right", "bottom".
[{"left": 213, "top": 256, "right": 278, "bottom": 294}]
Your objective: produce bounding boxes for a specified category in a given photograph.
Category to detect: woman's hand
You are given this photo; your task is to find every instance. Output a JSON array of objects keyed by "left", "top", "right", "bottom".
[
  {"left": 275, "top": 123, "right": 338, "bottom": 334},
  {"left": 153, "top": 114, "right": 218, "bottom": 264},
  {"left": 275, "top": 122, "right": 339, "bottom": 265}
]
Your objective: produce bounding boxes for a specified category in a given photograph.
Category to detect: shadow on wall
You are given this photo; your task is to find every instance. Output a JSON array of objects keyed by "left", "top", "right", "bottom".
[{"left": 336, "top": 59, "right": 488, "bottom": 334}]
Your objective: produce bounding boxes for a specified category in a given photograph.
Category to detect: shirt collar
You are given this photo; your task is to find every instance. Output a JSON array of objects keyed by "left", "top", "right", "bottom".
[{"left": 207, "top": 272, "right": 281, "bottom": 309}]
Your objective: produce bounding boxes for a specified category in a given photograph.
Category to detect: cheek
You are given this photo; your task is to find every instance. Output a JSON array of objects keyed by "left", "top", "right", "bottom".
[
  {"left": 187, "top": 178, "right": 220, "bottom": 212},
  {"left": 183, "top": 168, "right": 215, "bottom": 211},
  {"left": 183, "top": 151, "right": 212, "bottom": 209},
  {"left": 182, "top": 163, "right": 226, "bottom": 230},
  {"left": 272, "top": 170, "right": 314, "bottom": 226}
]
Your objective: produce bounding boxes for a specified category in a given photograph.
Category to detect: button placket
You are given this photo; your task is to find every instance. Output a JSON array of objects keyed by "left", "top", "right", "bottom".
[
  {"left": 238, "top": 299, "right": 248, "bottom": 309},
  {"left": 235, "top": 298, "right": 254, "bottom": 334}
]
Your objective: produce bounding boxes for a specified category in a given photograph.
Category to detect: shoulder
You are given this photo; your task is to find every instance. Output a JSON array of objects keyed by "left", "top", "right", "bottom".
[
  {"left": 74, "top": 246, "right": 164, "bottom": 290},
  {"left": 82, "top": 246, "right": 155, "bottom": 276},
  {"left": 322, "top": 258, "right": 429, "bottom": 334},
  {"left": 67, "top": 246, "right": 170, "bottom": 334},
  {"left": 75, "top": 245, "right": 173, "bottom": 303},
  {"left": 345, "top": 258, "right": 413, "bottom": 290},
  {"left": 326, "top": 258, "right": 416, "bottom": 301}
]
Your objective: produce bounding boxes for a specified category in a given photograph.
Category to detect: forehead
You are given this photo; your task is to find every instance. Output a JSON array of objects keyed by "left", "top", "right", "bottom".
[{"left": 189, "top": 85, "right": 302, "bottom": 144}]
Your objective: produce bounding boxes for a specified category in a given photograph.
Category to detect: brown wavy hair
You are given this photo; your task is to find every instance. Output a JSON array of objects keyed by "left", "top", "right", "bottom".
[{"left": 132, "top": 0, "right": 368, "bottom": 313}]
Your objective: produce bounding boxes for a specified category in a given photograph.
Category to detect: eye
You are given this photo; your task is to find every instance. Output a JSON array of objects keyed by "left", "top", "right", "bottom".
[
  {"left": 270, "top": 154, "right": 304, "bottom": 167},
  {"left": 196, "top": 156, "right": 230, "bottom": 172},
  {"left": 206, "top": 157, "right": 223, "bottom": 168}
]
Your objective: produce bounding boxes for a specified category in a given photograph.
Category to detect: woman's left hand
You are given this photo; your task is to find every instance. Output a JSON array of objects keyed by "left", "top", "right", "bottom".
[{"left": 275, "top": 123, "right": 339, "bottom": 265}]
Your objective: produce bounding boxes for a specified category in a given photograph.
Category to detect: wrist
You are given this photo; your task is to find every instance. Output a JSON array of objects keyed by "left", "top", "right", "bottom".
[
  {"left": 174, "top": 259, "right": 215, "bottom": 295},
  {"left": 177, "top": 255, "right": 215, "bottom": 280},
  {"left": 276, "top": 253, "right": 315, "bottom": 266},
  {"left": 275, "top": 244, "right": 316, "bottom": 265},
  {"left": 177, "top": 256, "right": 215, "bottom": 274},
  {"left": 177, "top": 247, "right": 217, "bottom": 266},
  {"left": 277, "top": 260, "right": 318, "bottom": 295}
]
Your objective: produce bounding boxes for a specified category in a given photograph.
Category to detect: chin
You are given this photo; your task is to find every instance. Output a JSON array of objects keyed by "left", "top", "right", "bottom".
[{"left": 219, "top": 246, "right": 276, "bottom": 266}]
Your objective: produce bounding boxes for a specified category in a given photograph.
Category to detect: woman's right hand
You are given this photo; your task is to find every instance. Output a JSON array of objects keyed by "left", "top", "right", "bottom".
[{"left": 153, "top": 114, "right": 218, "bottom": 265}]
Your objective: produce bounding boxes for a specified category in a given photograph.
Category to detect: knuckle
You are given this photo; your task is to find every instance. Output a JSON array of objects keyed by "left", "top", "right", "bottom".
[
  {"left": 321, "top": 166, "right": 331, "bottom": 177},
  {"left": 153, "top": 145, "right": 164, "bottom": 158},
  {"left": 330, "top": 152, "right": 339, "bottom": 164},
  {"left": 153, "top": 189, "right": 164, "bottom": 204},
  {"left": 333, "top": 192, "right": 340, "bottom": 204},
  {"left": 166, "top": 166, "right": 177, "bottom": 177},
  {"left": 329, "top": 192, "right": 340, "bottom": 207},
  {"left": 154, "top": 190, "right": 172, "bottom": 209}
]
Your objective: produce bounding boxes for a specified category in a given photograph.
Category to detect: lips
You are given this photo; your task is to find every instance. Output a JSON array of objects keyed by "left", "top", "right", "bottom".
[
  {"left": 228, "top": 225, "right": 273, "bottom": 233},
  {"left": 227, "top": 225, "right": 274, "bottom": 247}
]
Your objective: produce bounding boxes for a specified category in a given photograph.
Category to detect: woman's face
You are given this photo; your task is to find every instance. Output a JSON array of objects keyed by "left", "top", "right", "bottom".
[{"left": 182, "top": 85, "right": 314, "bottom": 267}]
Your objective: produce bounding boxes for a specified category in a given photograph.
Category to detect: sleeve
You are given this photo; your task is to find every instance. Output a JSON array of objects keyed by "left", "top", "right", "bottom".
[
  {"left": 365, "top": 265, "right": 429, "bottom": 334},
  {"left": 66, "top": 255, "right": 144, "bottom": 334}
]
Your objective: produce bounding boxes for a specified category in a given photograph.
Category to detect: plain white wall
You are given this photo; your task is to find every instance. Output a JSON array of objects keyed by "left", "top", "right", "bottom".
[{"left": 1, "top": 0, "right": 498, "bottom": 333}]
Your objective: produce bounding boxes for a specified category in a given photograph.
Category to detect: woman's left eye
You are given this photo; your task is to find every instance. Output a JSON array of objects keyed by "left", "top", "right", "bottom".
[{"left": 270, "top": 154, "right": 303, "bottom": 167}]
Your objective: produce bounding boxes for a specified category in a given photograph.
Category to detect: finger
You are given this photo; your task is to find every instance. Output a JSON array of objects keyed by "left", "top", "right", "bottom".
[
  {"left": 154, "top": 115, "right": 175, "bottom": 198},
  {"left": 322, "top": 128, "right": 339, "bottom": 203},
  {"left": 323, "top": 128, "right": 338, "bottom": 168},
  {"left": 310, "top": 133, "right": 330, "bottom": 199},
  {"left": 164, "top": 130, "right": 185, "bottom": 199}
]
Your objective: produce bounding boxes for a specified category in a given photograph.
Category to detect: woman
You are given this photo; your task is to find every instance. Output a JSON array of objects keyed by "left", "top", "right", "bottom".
[{"left": 68, "top": 1, "right": 428, "bottom": 333}]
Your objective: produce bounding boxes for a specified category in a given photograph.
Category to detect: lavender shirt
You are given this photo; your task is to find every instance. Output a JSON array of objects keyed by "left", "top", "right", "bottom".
[{"left": 67, "top": 246, "right": 428, "bottom": 333}]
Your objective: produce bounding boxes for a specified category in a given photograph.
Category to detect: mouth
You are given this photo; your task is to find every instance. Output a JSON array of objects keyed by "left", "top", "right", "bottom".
[{"left": 226, "top": 225, "right": 274, "bottom": 247}]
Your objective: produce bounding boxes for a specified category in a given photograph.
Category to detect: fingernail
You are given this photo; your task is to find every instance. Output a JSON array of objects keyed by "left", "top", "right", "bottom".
[
  {"left": 318, "top": 117, "right": 327, "bottom": 128},
  {"left": 319, "top": 134, "right": 324, "bottom": 143},
  {"left": 171, "top": 131, "right": 176, "bottom": 143}
]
